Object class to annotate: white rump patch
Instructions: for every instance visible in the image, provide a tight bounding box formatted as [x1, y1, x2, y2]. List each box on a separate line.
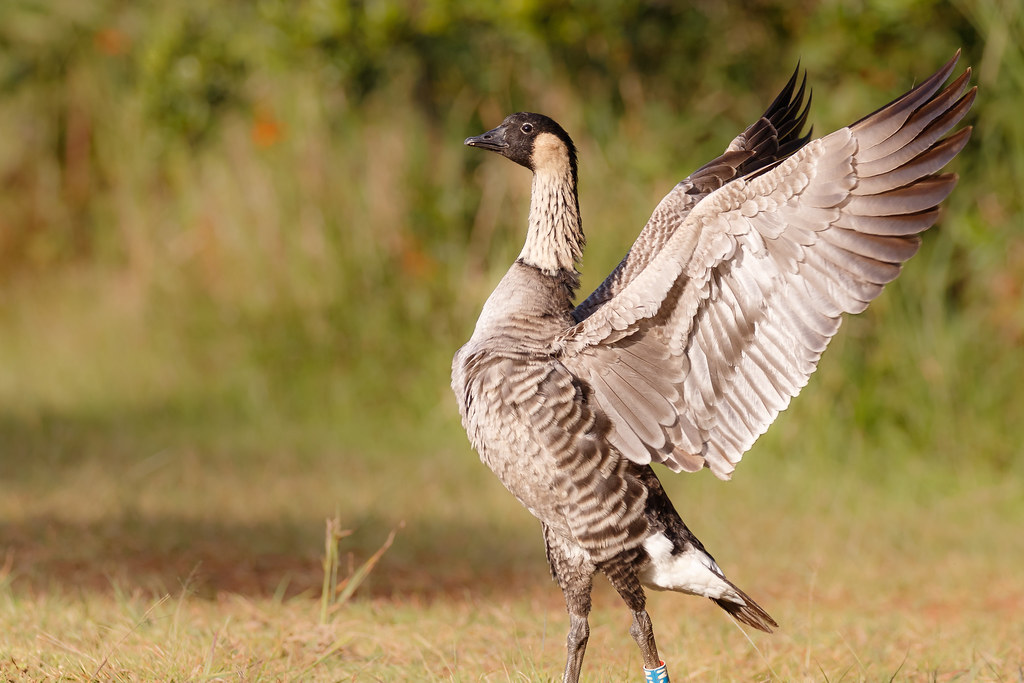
[639, 532, 739, 602]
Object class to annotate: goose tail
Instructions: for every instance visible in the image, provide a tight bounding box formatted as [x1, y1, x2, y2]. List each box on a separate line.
[640, 531, 778, 633]
[711, 579, 778, 633]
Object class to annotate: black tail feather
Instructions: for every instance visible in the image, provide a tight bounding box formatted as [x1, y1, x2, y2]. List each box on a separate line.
[712, 579, 778, 633]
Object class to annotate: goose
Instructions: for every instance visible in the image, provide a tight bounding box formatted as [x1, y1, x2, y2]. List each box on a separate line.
[452, 52, 974, 683]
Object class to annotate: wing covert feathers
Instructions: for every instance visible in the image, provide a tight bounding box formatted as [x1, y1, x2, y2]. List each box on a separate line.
[564, 52, 974, 479]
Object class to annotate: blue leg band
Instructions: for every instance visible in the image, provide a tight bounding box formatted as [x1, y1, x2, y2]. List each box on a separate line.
[643, 661, 669, 683]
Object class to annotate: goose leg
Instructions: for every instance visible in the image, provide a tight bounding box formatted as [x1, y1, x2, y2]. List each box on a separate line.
[606, 561, 664, 670]
[557, 568, 593, 683]
[629, 608, 661, 670]
[563, 606, 590, 683]
[543, 526, 595, 683]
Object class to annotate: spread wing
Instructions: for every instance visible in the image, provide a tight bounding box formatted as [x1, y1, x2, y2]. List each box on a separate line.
[572, 65, 812, 322]
[560, 52, 976, 480]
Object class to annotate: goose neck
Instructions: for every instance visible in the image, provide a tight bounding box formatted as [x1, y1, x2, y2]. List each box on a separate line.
[520, 166, 584, 276]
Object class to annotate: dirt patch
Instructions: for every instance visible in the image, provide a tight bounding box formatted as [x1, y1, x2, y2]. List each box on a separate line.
[0, 513, 551, 601]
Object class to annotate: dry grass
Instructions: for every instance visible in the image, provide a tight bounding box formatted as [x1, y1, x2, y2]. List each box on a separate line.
[1, 426, 1021, 681]
[4, 584, 1021, 681]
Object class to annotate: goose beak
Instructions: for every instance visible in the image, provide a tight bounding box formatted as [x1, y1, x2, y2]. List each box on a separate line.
[464, 124, 509, 152]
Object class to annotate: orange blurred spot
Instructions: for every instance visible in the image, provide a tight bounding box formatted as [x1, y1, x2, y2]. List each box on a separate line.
[399, 236, 437, 280]
[94, 28, 129, 56]
[251, 112, 285, 148]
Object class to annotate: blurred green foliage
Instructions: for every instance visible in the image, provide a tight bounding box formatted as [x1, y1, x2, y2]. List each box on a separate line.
[0, 0, 1021, 470]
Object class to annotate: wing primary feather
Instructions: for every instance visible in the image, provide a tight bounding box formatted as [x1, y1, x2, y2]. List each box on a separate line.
[822, 227, 921, 263]
[849, 50, 961, 145]
[858, 88, 975, 177]
[775, 73, 812, 141]
[834, 208, 939, 236]
[846, 174, 958, 216]
[815, 238, 903, 286]
[856, 72, 974, 168]
[854, 127, 971, 194]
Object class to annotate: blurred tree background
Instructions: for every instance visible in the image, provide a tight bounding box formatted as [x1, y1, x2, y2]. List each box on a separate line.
[0, 0, 1021, 472]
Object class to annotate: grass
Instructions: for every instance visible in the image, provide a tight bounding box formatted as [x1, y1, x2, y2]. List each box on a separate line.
[1, 429, 1022, 680]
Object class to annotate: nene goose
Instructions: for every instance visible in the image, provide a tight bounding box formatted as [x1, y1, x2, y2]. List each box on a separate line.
[453, 52, 974, 682]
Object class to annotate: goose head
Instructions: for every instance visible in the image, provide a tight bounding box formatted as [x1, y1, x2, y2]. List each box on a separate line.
[465, 112, 578, 178]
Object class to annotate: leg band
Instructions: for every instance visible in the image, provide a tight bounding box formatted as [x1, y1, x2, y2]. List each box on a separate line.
[643, 661, 669, 683]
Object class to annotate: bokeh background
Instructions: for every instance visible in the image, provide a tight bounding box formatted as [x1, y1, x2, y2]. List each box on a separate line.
[1, 0, 1022, 679]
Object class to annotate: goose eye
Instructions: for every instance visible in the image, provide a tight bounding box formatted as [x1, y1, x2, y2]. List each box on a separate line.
[521, 123, 533, 134]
